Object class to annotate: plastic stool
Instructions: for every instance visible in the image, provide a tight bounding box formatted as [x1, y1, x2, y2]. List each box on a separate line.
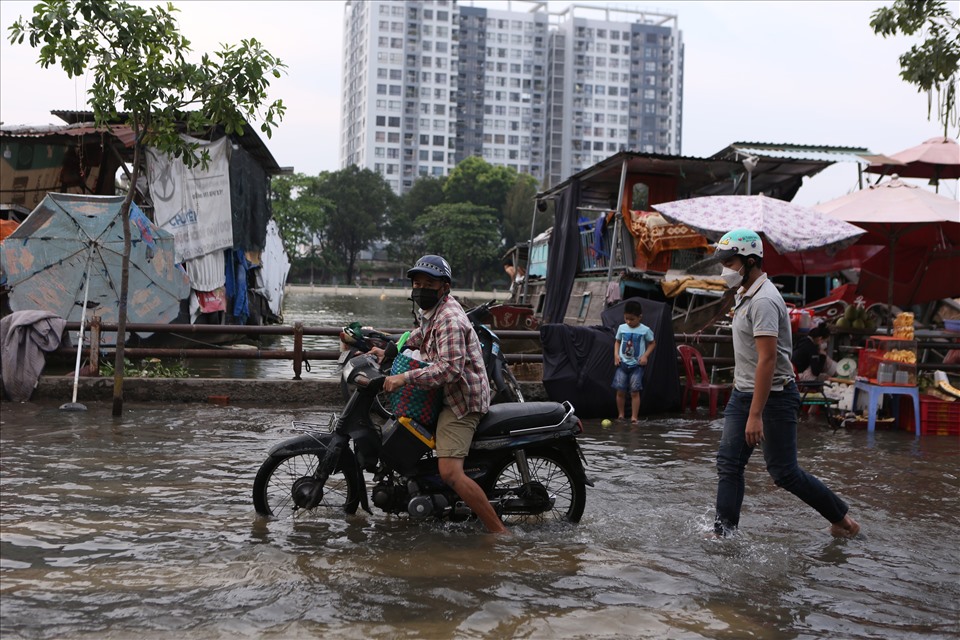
[853, 380, 920, 437]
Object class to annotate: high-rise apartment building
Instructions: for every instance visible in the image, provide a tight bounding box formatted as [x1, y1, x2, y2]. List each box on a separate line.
[340, 0, 683, 194]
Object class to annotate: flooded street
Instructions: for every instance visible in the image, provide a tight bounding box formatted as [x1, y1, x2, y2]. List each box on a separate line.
[1, 401, 957, 639]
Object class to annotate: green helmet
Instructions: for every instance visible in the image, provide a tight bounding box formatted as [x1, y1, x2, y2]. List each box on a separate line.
[715, 228, 763, 261]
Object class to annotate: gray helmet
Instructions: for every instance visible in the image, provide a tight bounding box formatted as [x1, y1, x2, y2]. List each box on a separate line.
[407, 255, 452, 283]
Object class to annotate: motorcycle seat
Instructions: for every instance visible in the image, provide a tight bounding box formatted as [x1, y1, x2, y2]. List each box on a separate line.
[475, 401, 569, 438]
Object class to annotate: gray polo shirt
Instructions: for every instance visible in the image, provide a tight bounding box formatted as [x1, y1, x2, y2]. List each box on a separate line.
[731, 274, 796, 392]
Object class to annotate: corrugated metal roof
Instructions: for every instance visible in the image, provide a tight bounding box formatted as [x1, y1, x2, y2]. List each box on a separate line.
[50, 109, 283, 174]
[0, 122, 136, 147]
[536, 145, 838, 202]
[721, 142, 879, 164]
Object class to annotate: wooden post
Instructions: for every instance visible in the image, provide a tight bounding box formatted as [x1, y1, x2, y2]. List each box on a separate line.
[293, 321, 303, 380]
[89, 317, 101, 374]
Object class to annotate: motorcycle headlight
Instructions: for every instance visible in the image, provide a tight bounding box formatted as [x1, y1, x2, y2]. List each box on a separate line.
[343, 353, 377, 387]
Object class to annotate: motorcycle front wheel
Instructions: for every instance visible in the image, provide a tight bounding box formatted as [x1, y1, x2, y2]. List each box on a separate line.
[489, 450, 585, 524]
[253, 451, 360, 519]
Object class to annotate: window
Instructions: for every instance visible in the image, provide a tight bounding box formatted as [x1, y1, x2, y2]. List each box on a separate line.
[577, 293, 592, 320]
[388, 132, 400, 143]
[376, 115, 386, 126]
[388, 116, 400, 127]
[433, 135, 444, 146]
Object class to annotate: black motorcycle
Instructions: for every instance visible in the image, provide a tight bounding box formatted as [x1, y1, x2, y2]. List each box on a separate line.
[253, 346, 590, 525]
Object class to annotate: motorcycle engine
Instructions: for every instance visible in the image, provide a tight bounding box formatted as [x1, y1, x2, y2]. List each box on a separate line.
[372, 479, 407, 512]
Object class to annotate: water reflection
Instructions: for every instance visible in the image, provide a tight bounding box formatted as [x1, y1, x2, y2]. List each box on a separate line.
[1, 401, 957, 639]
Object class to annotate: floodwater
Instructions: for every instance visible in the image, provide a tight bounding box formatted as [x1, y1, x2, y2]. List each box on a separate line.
[1, 401, 958, 639]
[181, 290, 421, 380]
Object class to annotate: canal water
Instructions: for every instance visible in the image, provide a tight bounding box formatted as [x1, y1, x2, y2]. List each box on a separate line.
[181, 290, 424, 380]
[1, 399, 957, 639]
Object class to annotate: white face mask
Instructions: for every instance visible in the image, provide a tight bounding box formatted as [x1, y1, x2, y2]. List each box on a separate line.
[721, 265, 744, 289]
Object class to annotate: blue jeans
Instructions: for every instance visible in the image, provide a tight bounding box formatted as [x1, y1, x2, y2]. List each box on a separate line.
[612, 363, 644, 392]
[714, 382, 848, 536]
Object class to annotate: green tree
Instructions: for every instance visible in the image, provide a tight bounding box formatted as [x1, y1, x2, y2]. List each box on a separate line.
[387, 175, 445, 274]
[501, 173, 548, 250]
[316, 165, 397, 284]
[9, 0, 285, 415]
[443, 156, 518, 213]
[417, 203, 501, 289]
[870, 0, 960, 135]
[270, 173, 331, 284]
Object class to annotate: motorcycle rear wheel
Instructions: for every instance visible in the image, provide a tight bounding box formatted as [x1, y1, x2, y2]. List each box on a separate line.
[489, 450, 585, 524]
[253, 452, 360, 519]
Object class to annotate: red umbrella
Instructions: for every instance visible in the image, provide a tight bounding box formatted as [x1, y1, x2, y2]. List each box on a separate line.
[866, 136, 960, 184]
[814, 177, 960, 308]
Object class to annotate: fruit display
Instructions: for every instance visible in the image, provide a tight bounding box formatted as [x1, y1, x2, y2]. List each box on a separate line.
[834, 303, 876, 332]
[893, 311, 915, 340]
[882, 349, 916, 364]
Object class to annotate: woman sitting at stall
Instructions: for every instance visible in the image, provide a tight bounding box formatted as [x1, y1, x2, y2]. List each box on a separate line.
[792, 323, 838, 382]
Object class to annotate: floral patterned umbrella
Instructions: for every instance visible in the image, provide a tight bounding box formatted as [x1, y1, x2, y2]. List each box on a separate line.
[1, 193, 190, 338]
[652, 194, 866, 255]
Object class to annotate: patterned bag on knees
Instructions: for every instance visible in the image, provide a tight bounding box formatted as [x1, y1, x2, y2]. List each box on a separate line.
[389, 351, 444, 426]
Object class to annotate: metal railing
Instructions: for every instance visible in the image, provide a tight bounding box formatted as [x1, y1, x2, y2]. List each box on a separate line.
[54, 319, 960, 380]
[55, 319, 548, 380]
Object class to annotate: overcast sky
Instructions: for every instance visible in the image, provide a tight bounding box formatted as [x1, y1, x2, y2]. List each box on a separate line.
[1, 0, 957, 205]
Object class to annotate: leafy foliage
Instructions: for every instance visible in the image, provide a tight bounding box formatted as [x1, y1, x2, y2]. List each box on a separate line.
[8, 1, 287, 165]
[271, 174, 330, 258]
[417, 203, 502, 288]
[100, 357, 193, 378]
[870, 0, 960, 135]
[385, 175, 444, 268]
[315, 166, 398, 284]
[502, 173, 549, 250]
[271, 173, 334, 283]
[442, 156, 520, 214]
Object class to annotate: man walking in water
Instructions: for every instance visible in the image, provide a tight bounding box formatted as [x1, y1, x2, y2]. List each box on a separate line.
[712, 229, 860, 539]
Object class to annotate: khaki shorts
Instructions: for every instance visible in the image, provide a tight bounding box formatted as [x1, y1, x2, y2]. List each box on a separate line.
[435, 406, 481, 458]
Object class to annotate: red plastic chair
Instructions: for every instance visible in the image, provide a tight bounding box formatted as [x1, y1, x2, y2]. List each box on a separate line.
[677, 344, 733, 417]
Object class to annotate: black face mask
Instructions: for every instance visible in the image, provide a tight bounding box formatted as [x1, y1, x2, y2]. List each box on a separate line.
[410, 287, 444, 310]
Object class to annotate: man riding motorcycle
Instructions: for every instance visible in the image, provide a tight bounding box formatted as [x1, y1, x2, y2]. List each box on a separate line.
[370, 255, 509, 534]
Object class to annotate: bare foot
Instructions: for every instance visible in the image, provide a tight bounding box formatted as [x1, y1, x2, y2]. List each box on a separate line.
[630, 418, 639, 424]
[616, 415, 625, 420]
[830, 515, 860, 538]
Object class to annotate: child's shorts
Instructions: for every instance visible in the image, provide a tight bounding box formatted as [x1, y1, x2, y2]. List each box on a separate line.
[612, 363, 644, 392]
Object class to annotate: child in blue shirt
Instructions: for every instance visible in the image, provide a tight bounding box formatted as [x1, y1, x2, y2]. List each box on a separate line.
[613, 300, 656, 422]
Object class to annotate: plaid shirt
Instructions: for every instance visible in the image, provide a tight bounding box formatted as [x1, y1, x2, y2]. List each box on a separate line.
[401, 295, 490, 418]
